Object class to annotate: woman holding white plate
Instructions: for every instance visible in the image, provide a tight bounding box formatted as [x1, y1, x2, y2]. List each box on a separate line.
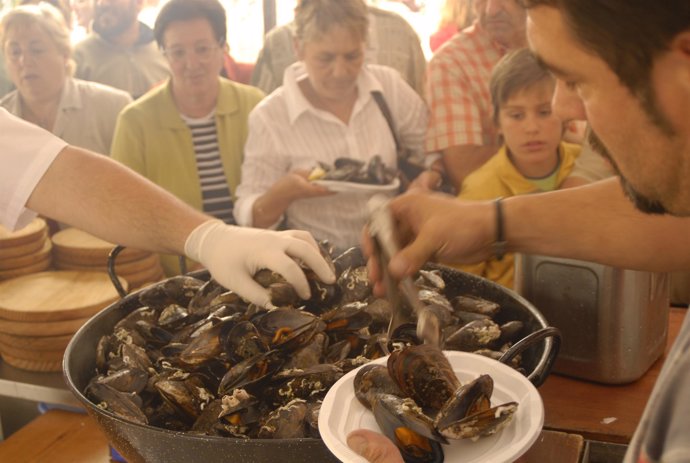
[233, 0, 427, 252]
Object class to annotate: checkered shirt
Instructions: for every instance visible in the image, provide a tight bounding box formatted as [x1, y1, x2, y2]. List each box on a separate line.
[425, 23, 506, 153]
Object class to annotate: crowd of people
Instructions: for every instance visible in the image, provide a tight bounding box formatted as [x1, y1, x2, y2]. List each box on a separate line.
[1, 0, 689, 462]
[0, 0, 609, 283]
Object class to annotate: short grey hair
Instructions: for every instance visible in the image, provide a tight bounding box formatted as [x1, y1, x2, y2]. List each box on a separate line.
[294, 0, 369, 44]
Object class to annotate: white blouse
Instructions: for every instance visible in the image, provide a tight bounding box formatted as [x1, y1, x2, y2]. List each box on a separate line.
[234, 63, 428, 250]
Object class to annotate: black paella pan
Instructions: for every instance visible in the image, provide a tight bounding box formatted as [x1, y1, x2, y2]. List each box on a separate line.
[63, 252, 559, 463]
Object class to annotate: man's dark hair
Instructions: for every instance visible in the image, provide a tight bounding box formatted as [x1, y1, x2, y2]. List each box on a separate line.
[154, 0, 227, 48]
[520, 0, 690, 135]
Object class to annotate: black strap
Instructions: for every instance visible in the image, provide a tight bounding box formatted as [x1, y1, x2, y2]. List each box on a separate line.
[371, 91, 401, 152]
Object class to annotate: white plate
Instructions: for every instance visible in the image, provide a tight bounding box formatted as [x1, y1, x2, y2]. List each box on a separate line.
[319, 351, 544, 463]
[313, 177, 400, 194]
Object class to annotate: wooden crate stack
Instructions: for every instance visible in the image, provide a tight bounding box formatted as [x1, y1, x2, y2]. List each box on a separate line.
[51, 228, 164, 290]
[0, 218, 52, 281]
[0, 271, 127, 371]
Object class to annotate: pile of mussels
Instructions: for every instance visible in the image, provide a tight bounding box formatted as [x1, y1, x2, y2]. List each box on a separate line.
[85, 246, 527, 443]
[309, 155, 398, 185]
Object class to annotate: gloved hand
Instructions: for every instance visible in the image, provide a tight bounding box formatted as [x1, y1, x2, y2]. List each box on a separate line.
[185, 220, 336, 308]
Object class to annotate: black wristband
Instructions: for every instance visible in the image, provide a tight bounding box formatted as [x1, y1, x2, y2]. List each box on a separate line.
[493, 198, 507, 261]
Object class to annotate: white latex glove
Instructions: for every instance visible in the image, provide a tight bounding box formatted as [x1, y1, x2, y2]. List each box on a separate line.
[184, 220, 336, 308]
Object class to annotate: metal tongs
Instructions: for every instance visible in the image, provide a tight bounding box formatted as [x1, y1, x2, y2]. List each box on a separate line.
[367, 195, 441, 346]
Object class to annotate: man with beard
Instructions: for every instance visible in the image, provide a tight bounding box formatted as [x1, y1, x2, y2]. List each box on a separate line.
[73, 0, 168, 98]
[348, 1, 690, 462]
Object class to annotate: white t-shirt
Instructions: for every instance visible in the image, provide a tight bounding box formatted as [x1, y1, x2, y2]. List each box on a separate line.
[0, 108, 67, 230]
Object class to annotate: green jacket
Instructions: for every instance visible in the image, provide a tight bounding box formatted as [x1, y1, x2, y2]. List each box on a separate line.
[111, 77, 264, 275]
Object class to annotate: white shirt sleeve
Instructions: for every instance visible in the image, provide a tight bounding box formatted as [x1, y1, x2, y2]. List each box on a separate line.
[233, 108, 292, 228]
[0, 109, 68, 230]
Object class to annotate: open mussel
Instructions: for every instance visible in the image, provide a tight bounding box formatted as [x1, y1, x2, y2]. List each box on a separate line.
[370, 393, 445, 463]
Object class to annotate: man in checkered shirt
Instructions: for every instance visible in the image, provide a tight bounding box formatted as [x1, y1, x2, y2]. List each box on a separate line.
[425, 0, 528, 191]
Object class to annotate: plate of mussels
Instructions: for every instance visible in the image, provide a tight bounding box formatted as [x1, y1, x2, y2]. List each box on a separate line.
[319, 348, 544, 463]
[313, 177, 400, 194]
[309, 155, 400, 194]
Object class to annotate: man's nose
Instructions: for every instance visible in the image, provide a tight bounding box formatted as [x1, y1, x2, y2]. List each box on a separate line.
[552, 80, 587, 122]
[485, 0, 504, 16]
[332, 57, 348, 77]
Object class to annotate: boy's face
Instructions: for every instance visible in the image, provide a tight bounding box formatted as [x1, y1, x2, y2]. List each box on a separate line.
[498, 79, 563, 172]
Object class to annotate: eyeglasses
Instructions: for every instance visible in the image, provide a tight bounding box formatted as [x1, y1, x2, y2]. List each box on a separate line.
[162, 43, 220, 63]
[4, 45, 49, 63]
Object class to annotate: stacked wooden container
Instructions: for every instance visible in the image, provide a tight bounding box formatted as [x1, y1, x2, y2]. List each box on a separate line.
[51, 228, 165, 290]
[0, 218, 52, 281]
[0, 271, 127, 371]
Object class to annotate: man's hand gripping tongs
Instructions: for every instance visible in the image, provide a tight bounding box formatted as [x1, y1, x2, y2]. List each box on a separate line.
[367, 195, 441, 346]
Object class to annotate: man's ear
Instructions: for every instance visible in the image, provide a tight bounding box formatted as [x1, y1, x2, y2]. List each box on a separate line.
[672, 29, 690, 57]
[667, 29, 690, 99]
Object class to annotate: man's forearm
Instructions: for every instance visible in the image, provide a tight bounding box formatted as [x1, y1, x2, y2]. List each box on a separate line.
[504, 178, 690, 271]
[27, 146, 210, 255]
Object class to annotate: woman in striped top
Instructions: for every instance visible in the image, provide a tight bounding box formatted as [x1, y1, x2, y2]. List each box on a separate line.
[111, 0, 264, 276]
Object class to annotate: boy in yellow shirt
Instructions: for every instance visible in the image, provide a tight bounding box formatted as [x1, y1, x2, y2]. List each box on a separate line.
[456, 47, 581, 287]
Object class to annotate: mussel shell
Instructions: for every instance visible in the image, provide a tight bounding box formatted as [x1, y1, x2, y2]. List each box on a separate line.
[257, 399, 309, 439]
[179, 318, 235, 366]
[222, 320, 268, 363]
[387, 345, 460, 413]
[353, 364, 403, 409]
[451, 295, 500, 317]
[265, 364, 343, 406]
[187, 279, 227, 315]
[217, 350, 284, 396]
[138, 276, 204, 310]
[333, 247, 366, 277]
[321, 302, 373, 333]
[443, 319, 501, 352]
[437, 402, 519, 440]
[337, 266, 371, 304]
[371, 393, 446, 462]
[255, 308, 326, 351]
[96, 367, 149, 394]
[434, 374, 493, 432]
[85, 382, 148, 425]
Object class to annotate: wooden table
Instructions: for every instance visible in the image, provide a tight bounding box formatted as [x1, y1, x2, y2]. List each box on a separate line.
[539, 307, 686, 444]
[0, 409, 584, 463]
[1, 308, 685, 462]
[0, 409, 110, 463]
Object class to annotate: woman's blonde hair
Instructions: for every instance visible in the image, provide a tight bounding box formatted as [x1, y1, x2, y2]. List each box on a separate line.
[294, 0, 369, 44]
[0, 2, 75, 75]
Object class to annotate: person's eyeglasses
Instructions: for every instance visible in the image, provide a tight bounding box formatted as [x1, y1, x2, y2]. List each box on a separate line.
[4, 45, 48, 63]
[162, 43, 220, 63]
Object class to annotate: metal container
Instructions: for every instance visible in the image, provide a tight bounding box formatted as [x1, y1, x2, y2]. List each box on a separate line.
[514, 254, 669, 384]
[63, 264, 559, 463]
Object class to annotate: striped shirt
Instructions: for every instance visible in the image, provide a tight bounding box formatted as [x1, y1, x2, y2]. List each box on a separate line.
[425, 22, 505, 153]
[182, 113, 235, 224]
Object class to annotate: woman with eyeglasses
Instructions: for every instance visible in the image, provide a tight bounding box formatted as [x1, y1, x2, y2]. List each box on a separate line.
[110, 0, 264, 276]
[0, 3, 131, 154]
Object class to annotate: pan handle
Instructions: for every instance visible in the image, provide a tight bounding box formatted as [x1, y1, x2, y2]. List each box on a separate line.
[107, 245, 128, 299]
[498, 326, 561, 388]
